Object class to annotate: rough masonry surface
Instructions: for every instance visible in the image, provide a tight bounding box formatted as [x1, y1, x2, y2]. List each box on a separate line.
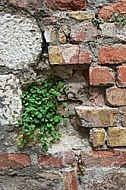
[0, 12, 42, 70]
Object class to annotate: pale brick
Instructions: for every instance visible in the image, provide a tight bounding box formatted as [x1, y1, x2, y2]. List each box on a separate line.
[106, 87, 126, 106]
[107, 127, 126, 147]
[99, 45, 126, 65]
[121, 107, 126, 127]
[48, 45, 92, 65]
[68, 11, 95, 21]
[75, 106, 118, 128]
[70, 23, 97, 42]
[90, 128, 106, 147]
[100, 23, 126, 42]
[89, 66, 115, 86]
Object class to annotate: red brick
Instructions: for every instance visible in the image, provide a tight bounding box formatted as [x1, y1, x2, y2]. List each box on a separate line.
[81, 150, 126, 167]
[38, 154, 63, 169]
[38, 151, 75, 169]
[63, 170, 78, 190]
[9, 0, 43, 10]
[117, 66, 126, 87]
[98, 2, 126, 21]
[89, 66, 115, 86]
[99, 45, 126, 64]
[46, 0, 87, 11]
[70, 23, 97, 42]
[106, 87, 126, 106]
[75, 106, 118, 128]
[0, 153, 30, 170]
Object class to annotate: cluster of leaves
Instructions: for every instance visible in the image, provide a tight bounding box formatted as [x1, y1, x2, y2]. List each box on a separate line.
[16, 79, 65, 152]
[93, 12, 126, 27]
[92, 16, 105, 27]
[110, 12, 126, 26]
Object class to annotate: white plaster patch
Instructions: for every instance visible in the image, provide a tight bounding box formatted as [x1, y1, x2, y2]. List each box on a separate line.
[0, 12, 42, 70]
[0, 74, 22, 125]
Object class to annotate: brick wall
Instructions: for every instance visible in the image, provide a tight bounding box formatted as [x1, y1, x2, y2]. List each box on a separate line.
[0, 0, 126, 189]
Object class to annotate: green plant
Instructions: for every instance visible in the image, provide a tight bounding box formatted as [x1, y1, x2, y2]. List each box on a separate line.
[16, 79, 65, 152]
[92, 17, 105, 27]
[110, 12, 126, 26]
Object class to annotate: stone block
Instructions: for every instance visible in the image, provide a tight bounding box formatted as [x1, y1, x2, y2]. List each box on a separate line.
[75, 106, 118, 128]
[98, 45, 126, 65]
[68, 11, 95, 21]
[89, 66, 115, 86]
[107, 127, 126, 147]
[106, 87, 126, 106]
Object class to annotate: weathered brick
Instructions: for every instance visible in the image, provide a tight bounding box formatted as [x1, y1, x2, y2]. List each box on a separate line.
[88, 88, 105, 106]
[70, 23, 97, 42]
[90, 128, 106, 147]
[68, 11, 95, 21]
[63, 170, 78, 190]
[107, 127, 126, 147]
[121, 107, 126, 127]
[48, 45, 92, 65]
[81, 150, 126, 167]
[98, 2, 126, 21]
[9, 0, 43, 10]
[38, 154, 63, 169]
[46, 0, 87, 11]
[99, 45, 126, 64]
[0, 153, 30, 170]
[100, 23, 126, 42]
[38, 151, 75, 169]
[117, 66, 126, 87]
[106, 87, 126, 106]
[89, 66, 115, 86]
[79, 46, 92, 64]
[75, 106, 118, 128]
